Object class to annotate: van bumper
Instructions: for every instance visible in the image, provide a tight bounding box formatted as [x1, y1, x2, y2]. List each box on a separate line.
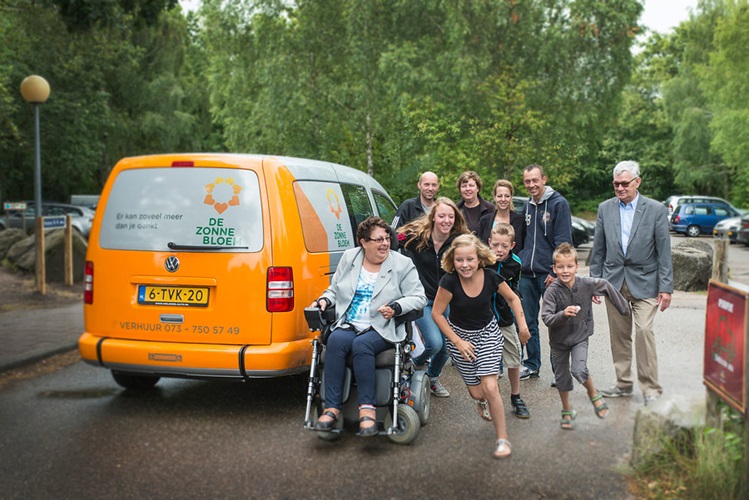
[78, 333, 312, 379]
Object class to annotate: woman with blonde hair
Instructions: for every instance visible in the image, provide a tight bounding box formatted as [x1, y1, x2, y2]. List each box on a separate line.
[398, 197, 468, 398]
[477, 179, 525, 253]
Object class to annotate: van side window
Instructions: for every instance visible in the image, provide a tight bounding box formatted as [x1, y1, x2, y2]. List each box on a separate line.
[373, 190, 397, 224]
[293, 181, 355, 253]
[684, 205, 694, 215]
[715, 207, 729, 216]
[341, 183, 374, 229]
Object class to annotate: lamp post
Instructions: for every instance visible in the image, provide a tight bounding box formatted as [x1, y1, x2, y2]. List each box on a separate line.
[20, 75, 50, 294]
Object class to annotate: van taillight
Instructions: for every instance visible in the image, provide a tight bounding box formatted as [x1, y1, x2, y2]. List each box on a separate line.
[267, 267, 294, 312]
[674, 215, 680, 223]
[84, 261, 94, 304]
[171, 161, 194, 167]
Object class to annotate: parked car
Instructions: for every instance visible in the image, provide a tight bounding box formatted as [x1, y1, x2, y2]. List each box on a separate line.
[665, 194, 742, 218]
[671, 202, 739, 237]
[737, 214, 749, 246]
[0, 202, 95, 237]
[712, 216, 742, 243]
[512, 196, 592, 247]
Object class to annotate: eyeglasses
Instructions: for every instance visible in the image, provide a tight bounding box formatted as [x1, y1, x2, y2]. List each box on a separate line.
[613, 177, 638, 188]
[367, 235, 391, 244]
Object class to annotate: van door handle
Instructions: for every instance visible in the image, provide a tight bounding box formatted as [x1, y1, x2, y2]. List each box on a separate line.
[160, 314, 184, 324]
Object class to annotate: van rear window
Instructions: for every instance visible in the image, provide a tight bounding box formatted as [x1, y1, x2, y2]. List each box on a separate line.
[99, 167, 263, 252]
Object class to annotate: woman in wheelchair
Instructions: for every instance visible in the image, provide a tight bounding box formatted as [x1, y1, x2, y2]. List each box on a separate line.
[310, 217, 427, 437]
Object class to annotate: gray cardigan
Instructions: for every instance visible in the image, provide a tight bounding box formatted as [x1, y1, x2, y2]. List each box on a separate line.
[320, 248, 427, 343]
[541, 276, 630, 349]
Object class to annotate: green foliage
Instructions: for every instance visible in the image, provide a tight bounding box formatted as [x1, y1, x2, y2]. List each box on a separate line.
[632, 403, 746, 499]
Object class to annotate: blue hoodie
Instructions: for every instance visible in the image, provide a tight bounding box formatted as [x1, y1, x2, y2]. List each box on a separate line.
[518, 187, 572, 278]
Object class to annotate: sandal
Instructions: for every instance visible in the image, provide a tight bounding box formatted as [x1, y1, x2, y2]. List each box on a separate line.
[560, 409, 576, 430]
[476, 399, 492, 421]
[591, 392, 609, 419]
[314, 410, 339, 432]
[357, 415, 378, 437]
[493, 438, 512, 459]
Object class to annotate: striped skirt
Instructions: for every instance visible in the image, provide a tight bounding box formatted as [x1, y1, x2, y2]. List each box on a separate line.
[446, 316, 504, 386]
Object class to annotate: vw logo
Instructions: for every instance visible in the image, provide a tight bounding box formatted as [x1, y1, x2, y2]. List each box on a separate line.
[164, 256, 180, 273]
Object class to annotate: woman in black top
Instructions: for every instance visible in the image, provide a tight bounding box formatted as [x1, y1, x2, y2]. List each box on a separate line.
[477, 179, 525, 253]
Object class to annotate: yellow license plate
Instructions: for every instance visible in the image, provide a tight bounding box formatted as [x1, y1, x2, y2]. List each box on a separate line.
[138, 285, 209, 307]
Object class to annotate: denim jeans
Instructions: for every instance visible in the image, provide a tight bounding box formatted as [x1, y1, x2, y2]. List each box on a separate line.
[412, 300, 450, 380]
[519, 274, 547, 372]
[323, 327, 392, 409]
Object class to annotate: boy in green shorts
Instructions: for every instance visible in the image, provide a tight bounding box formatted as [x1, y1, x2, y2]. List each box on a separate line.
[488, 223, 531, 418]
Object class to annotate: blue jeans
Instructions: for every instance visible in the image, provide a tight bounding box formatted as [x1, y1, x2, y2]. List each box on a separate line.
[412, 300, 450, 380]
[323, 327, 391, 410]
[519, 274, 547, 372]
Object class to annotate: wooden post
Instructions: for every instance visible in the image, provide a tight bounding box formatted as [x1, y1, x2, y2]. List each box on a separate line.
[706, 237, 729, 427]
[712, 237, 728, 283]
[35, 217, 46, 295]
[64, 214, 73, 286]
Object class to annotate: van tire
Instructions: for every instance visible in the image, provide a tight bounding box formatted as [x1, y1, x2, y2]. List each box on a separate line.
[686, 225, 701, 237]
[111, 371, 160, 390]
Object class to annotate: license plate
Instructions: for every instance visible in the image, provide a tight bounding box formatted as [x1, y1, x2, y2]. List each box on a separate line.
[138, 285, 209, 307]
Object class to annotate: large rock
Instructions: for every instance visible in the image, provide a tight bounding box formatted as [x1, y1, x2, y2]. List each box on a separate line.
[671, 245, 712, 291]
[631, 395, 706, 467]
[5, 229, 88, 283]
[675, 238, 714, 260]
[0, 229, 27, 261]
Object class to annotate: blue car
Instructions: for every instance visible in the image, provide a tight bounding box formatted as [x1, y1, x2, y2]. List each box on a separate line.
[671, 202, 739, 237]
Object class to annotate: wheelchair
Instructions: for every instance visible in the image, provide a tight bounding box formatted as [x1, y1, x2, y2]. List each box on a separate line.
[302, 306, 430, 444]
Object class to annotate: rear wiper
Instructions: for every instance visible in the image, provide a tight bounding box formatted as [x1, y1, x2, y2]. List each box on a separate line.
[167, 242, 249, 251]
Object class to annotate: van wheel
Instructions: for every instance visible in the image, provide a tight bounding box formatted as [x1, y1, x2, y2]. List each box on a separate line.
[111, 371, 160, 390]
[686, 225, 701, 237]
[385, 404, 420, 445]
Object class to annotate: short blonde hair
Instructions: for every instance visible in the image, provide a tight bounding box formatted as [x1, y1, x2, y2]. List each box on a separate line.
[456, 171, 483, 192]
[552, 242, 578, 265]
[490, 222, 515, 243]
[441, 234, 496, 273]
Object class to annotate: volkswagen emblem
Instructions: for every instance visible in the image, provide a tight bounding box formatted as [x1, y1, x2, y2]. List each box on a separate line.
[164, 256, 180, 273]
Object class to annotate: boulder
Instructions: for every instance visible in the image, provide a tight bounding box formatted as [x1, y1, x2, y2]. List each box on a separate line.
[631, 395, 706, 467]
[675, 238, 714, 260]
[5, 229, 88, 283]
[0, 229, 27, 261]
[671, 245, 711, 291]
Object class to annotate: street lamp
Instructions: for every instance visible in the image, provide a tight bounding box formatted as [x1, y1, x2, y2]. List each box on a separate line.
[20, 75, 50, 294]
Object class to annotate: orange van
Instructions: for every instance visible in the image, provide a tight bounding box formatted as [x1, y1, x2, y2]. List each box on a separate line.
[79, 154, 398, 389]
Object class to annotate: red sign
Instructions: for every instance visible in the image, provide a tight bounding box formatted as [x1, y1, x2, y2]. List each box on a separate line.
[704, 280, 748, 415]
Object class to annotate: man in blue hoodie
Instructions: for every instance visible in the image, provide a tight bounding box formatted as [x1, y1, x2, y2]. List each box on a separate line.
[517, 165, 573, 382]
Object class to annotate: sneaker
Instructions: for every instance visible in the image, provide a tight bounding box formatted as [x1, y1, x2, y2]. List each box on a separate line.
[519, 366, 539, 381]
[601, 385, 633, 398]
[511, 395, 530, 419]
[550, 376, 557, 388]
[498, 366, 504, 379]
[430, 379, 450, 398]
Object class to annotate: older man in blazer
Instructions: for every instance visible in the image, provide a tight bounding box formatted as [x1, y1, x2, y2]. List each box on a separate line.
[589, 161, 673, 405]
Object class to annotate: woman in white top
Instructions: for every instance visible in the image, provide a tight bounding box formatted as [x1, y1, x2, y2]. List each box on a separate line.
[311, 217, 426, 437]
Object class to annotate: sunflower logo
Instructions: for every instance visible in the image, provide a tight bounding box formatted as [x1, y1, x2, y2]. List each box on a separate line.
[326, 189, 342, 219]
[204, 177, 242, 214]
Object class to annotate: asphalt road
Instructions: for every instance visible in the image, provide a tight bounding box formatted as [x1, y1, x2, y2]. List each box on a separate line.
[0, 280, 709, 499]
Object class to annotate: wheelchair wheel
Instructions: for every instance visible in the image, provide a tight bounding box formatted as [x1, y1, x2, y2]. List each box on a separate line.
[415, 374, 430, 426]
[384, 404, 420, 445]
[312, 405, 341, 441]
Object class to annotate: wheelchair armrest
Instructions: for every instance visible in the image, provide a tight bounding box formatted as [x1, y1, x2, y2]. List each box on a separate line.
[303, 306, 336, 332]
[395, 308, 423, 326]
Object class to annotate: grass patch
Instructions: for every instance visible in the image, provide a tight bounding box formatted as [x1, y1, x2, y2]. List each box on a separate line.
[631, 404, 746, 499]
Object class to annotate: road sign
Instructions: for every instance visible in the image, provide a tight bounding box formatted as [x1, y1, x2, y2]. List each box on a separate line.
[43, 216, 66, 229]
[3, 202, 26, 210]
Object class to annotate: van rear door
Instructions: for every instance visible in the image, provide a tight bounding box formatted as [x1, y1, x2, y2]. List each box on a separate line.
[88, 162, 272, 346]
